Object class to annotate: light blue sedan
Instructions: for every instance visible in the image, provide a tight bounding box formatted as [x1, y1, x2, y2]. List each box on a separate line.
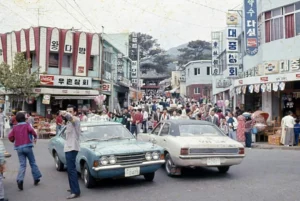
[48, 121, 165, 188]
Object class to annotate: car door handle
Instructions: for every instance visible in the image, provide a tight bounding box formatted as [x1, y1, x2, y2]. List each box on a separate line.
[163, 139, 166, 142]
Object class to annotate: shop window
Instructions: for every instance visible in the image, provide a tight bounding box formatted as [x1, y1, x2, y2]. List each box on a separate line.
[285, 5, 294, 14]
[49, 53, 59, 68]
[89, 56, 94, 71]
[29, 52, 36, 67]
[62, 55, 71, 68]
[285, 14, 295, 38]
[296, 2, 300, 10]
[271, 17, 283, 41]
[207, 66, 210, 75]
[194, 87, 200, 94]
[296, 12, 300, 35]
[194, 68, 200, 75]
[265, 11, 271, 20]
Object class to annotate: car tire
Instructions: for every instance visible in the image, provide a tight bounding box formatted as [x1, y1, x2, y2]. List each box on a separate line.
[83, 163, 96, 188]
[218, 166, 230, 173]
[54, 152, 64, 172]
[144, 172, 155, 181]
[165, 153, 176, 176]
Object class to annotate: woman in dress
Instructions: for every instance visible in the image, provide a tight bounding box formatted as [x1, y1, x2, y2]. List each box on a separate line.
[236, 114, 246, 142]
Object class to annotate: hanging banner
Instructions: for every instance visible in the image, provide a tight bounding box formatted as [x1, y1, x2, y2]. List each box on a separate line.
[273, 82, 279, 92]
[248, 85, 254, 93]
[244, 0, 258, 56]
[266, 83, 272, 92]
[279, 82, 285, 91]
[42, 94, 51, 104]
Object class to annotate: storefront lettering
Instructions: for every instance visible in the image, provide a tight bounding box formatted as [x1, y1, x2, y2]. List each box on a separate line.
[260, 77, 268, 82]
[275, 77, 287, 81]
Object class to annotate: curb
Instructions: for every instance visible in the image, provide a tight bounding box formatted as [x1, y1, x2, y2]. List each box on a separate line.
[251, 145, 300, 151]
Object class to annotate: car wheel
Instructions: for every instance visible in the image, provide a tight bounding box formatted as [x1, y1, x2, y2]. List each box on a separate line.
[218, 166, 230, 173]
[144, 172, 155, 181]
[165, 153, 176, 176]
[83, 163, 96, 188]
[54, 152, 64, 171]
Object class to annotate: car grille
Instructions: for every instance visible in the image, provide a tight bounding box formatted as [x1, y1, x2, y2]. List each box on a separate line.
[115, 153, 145, 165]
[189, 148, 239, 155]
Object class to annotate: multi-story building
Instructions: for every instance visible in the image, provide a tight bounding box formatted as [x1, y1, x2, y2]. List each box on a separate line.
[212, 0, 300, 121]
[0, 27, 132, 116]
[184, 60, 212, 101]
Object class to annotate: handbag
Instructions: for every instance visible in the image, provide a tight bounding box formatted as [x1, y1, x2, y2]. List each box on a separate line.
[251, 127, 258, 134]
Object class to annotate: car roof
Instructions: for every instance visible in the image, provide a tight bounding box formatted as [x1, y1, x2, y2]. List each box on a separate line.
[80, 121, 121, 127]
[162, 119, 215, 126]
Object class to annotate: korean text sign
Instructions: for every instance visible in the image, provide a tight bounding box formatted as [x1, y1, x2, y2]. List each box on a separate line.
[244, 0, 258, 56]
[39, 75, 92, 88]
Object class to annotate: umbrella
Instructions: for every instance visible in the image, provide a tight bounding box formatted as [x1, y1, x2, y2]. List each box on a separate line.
[252, 111, 269, 121]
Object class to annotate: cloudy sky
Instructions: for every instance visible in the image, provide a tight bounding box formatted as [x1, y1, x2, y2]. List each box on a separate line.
[0, 0, 242, 49]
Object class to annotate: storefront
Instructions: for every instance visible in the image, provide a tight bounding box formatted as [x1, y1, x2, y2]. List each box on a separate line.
[234, 72, 300, 121]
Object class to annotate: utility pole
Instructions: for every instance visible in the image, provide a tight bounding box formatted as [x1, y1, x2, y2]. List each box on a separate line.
[110, 54, 116, 112]
[136, 44, 140, 104]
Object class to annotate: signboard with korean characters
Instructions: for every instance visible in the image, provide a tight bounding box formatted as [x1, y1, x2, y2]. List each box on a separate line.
[244, 0, 258, 56]
[227, 66, 238, 78]
[290, 59, 300, 71]
[131, 61, 138, 78]
[226, 40, 239, 52]
[76, 33, 87, 76]
[264, 61, 279, 74]
[117, 53, 124, 81]
[227, 28, 238, 39]
[279, 60, 289, 72]
[216, 79, 231, 88]
[227, 53, 239, 65]
[64, 30, 73, 53]
[102, 84, 111, 92]
[50, 28, 59, 52]
[226, 12, 238, 25]
[39, 75, 92, 88]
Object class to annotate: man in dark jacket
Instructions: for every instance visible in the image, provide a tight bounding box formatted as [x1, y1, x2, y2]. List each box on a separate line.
[122, 109, 131, 130]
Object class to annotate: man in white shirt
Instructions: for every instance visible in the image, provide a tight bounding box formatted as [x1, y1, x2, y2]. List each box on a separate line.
[142, 108, 149, 133]
[281, 111, 295, 146]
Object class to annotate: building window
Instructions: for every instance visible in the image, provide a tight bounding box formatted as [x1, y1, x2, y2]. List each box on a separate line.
[49, 53, 59, 68]
[89, 56, 94, 71]
[62, 55, 71, 68]
[207, 66, 210, 75]
[194, 87, 200, 94]
[285, 14, 295, 38]
[296, 12, 300, 35]
[194, 68, 200, 75]
[271, 17, 283, 41]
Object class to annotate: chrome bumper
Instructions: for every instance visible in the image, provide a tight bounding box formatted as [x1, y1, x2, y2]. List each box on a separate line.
[92, 160, 165, 171]
[179, 154, 245, 159]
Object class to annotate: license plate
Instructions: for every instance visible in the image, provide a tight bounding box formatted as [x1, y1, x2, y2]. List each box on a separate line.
[125, 167, 140, 177]
[207, 158, 221, 166]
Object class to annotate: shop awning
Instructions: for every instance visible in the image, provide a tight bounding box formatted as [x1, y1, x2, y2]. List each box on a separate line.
[54, 96, 98, 100]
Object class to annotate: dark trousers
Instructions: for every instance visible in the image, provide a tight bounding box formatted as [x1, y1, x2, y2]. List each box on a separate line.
[245, 132, 252, 148]
[294, 132, 299, 146]
[65, 151, 80, 195]
[130, 125, 137, 135]
[142, 121, 147, 133]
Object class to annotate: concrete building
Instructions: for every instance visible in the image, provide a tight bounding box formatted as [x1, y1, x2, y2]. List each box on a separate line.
[184, 60, 212, 100]
[212, 0, 300, 121]
[0, 27, 132, 116]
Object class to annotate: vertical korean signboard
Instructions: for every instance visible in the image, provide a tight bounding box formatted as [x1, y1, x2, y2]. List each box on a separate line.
[244, 0, 258, 56]
[117, 53, 124, 81]
[211, 31, 222, 75]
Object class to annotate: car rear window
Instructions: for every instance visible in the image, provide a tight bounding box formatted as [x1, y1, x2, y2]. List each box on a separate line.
[179, 125, 223, 137]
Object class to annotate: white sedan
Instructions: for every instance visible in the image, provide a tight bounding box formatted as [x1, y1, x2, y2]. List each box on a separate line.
[137, 119, 245, 176]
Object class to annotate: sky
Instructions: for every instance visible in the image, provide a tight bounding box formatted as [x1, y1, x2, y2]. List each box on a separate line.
[0, 0, 242, 49]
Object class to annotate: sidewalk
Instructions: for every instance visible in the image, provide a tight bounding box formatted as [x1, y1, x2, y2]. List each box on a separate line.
[251, 142, 300, 150]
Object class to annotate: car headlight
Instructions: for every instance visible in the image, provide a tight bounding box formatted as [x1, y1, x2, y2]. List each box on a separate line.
[145, 152, 152, 161]
[100, 156, 109, 165]
[109, 155, 117, 164]
[152, 152, 159, 160]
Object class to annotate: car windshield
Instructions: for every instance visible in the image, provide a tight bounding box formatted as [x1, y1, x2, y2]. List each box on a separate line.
[81, 125, 134, 141]
[179, 125, 224, 137]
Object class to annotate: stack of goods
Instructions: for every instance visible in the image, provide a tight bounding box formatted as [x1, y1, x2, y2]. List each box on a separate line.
[268, 134, 281, 145]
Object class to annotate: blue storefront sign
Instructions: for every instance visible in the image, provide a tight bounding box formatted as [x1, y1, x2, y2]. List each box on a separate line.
[244, 0, 258, 56]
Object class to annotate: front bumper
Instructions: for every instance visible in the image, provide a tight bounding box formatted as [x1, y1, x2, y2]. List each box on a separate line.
[174, 155, 245, 167]
[91, 160, 165, 179]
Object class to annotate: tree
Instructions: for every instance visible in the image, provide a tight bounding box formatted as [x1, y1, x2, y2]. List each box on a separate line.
[136, 33, 162, 58]
[177, 40, 212, 66]
[0, 53, 40, 110]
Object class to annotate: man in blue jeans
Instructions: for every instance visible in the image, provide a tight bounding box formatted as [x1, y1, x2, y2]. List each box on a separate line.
[61, 105, 81, 199]
[8, 112, 42, 191]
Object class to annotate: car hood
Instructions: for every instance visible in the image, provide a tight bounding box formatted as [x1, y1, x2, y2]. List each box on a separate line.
[174, 136, 243, 148]
[81, 139, 162, 156]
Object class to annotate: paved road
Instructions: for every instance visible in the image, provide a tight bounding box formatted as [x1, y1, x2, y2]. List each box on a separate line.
[2, 139, 300, 201]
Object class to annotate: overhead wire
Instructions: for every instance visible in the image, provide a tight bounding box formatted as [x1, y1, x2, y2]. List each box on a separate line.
[123, 0, 225, 29]
[185, 0, 227, 13]
[55, 0, 91, 31]
[0, 2, 35, 25]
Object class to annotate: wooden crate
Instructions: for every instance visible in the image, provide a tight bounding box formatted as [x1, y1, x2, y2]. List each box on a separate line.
[268, 135, 281, 145]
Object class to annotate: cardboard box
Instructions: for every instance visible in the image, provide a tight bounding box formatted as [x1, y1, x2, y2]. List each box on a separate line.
[268, 135, 281, 145]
